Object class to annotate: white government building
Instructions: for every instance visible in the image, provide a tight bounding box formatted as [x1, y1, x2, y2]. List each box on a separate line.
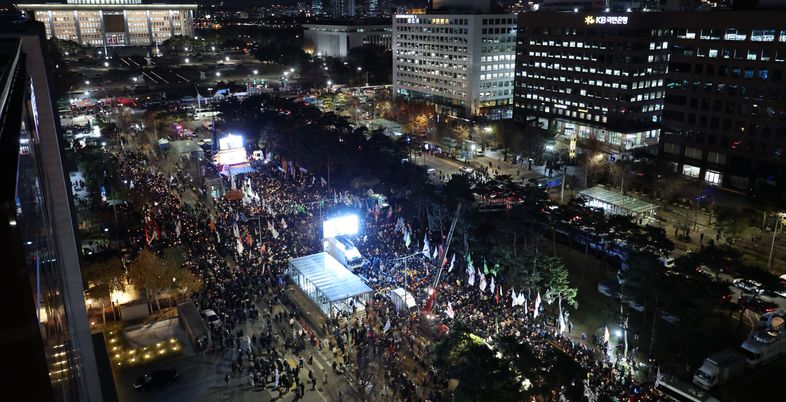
[392, 11, 516, 119]
[16, 0, 196, 47]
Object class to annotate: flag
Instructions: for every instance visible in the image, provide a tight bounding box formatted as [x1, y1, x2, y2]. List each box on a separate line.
[280, 217, 287, 230]
[534, 292, 542, 318]
[478, 272, 487, 292]
[495, 285, 501, 305]
[467, 268, 475, 287]
[271, 226, 279, 239]
[404, 229, 411, 248]
[448, 254, 456, 273]
[320, 176, 327, 187]
[274, 368, 280, 387]
[383, 319, 391, 334]
[483, 260, 489, 275]
[236, 238, 244, 255]
[438, 244, 444, 262]
[395, 217, 404, 233]
[175, 219, 181, 238]
[603, 325, 610, 344]
[446, 302, 455, 319]
[422, 234, 430, 257]
[490, 277, 495, 294]
[233, 222, 240, 239]
[432, 247, 438, 260]
[655, 367, 663, 388]
[511, 288, 518, 306]
[492, 263, 500, 276]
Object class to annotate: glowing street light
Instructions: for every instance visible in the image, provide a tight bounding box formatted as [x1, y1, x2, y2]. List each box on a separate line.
[85, 80, 90, 85]
[132, 77, 138, 82]
[185, 58, 190, 64]
[211, 46, 216, 51]
[216, 71, 221, 77]
[327, 80, 332, 86]
[225, 56, 230, 62]
[253, 69, 258, 75]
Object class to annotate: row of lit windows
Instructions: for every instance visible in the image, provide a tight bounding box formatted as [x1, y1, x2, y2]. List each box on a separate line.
[395, 17, 469, 25]
[479, 89, 510, 98]
[396, 65, 467, 79]
[518, 103, 610, 124]
[396, 44, 468, 54]
[396, 35, 468, 44]
[480, 72, 513, 80]
[680, 47, 786, 62]
[480, 63, 514, 72]
[395, 79, 467, 97]
[480, 36, 515, 44]
[480, 80, 513, 88]
[675, 28, 786, 42]
[396, 26, 468, 35]
[481, 45, 515, 53]
[480, 55, 514, 62]
[526, 27, 668, 38]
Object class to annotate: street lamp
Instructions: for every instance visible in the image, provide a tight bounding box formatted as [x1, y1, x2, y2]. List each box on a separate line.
[103, 61, 109, 68]
[768, 212, 786, 267]
[211, 46, 216, 52]
[327, 80, 332, 86]
[185, 58, 190, 64]
[253, 69, 258, 75]
[85, 80, 90, 85]
[225, 56, 230, 62]
[216, 72, 221, 77]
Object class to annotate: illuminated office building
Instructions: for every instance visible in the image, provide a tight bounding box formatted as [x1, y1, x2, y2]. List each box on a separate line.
[393, 13, 517, 118]
[16, 0, 196, 47]
[658, 11, 786, 190]
[514, 12, 669, 150]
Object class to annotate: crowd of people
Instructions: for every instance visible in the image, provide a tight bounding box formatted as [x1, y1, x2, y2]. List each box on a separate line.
[112, 140, 662, 401]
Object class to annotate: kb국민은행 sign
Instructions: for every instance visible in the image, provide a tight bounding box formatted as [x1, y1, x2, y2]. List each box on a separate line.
[584, 16, 629, 25]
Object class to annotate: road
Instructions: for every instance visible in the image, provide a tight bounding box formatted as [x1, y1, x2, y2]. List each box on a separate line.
[114, 295, 350, 402]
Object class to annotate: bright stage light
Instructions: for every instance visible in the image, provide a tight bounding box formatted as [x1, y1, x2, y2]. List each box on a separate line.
[323, 215, 360, 238]
[219, 134, 244, 150]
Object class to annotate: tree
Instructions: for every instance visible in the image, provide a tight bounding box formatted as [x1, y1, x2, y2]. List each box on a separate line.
[128, 248, 200, 311]
[452, 124, 470, 141]
[433, 326, 521, 402]
[82, 257, 126, 323]
[539, 256, 578, 334]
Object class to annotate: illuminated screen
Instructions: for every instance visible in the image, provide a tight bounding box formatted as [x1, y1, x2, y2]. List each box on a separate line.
[219, 134, 243, 150]
[323, 215, 359, 238]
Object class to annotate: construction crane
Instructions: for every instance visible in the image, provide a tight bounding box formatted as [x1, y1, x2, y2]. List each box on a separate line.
[422, 203, 461, 316]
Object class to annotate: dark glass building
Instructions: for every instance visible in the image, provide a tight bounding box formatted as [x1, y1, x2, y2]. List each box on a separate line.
[0, 22, 103, 401]
[514, 11, 670, 151]
[659, 11, 786, 191]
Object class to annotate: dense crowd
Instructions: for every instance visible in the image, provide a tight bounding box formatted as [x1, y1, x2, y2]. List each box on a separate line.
[115, 145, 661, 401]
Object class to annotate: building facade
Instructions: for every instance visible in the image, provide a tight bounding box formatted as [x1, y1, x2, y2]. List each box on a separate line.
[303, 22, 391, 58]
[0, 22, 104, 402]
[393, 13, 517, 118]
[514, 12, 670, 150]
[659, 11, 786, 191]
[16, 0, 196, 47]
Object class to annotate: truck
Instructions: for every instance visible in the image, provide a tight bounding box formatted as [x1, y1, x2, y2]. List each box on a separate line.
[655, 373, 721, 402]
[324, 235, 363, 270]
[389, 288, 416, 312]
[692, 348, 746, 390]
[740, 327, 786, 368]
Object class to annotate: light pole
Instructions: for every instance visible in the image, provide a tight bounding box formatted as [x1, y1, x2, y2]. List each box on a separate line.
[768, 212, 786, 267]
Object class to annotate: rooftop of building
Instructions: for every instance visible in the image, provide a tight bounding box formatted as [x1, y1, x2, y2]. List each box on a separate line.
[304, 17, 391, 27]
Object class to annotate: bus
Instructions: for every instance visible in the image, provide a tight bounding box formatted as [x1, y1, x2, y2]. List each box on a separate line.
[192, 108, 221, 121]
[655, 373, 721, 402]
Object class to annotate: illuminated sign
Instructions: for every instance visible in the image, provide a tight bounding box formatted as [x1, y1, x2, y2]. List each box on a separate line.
[584, 16, 628, 25]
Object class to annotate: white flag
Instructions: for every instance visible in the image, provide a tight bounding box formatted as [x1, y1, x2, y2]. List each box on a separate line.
[490, 277, 495, 294]
[236, 238, 244, 255]
[422, 235, 430, 258]
[446, 302, 455, 319]
[175, 219, 181, 238]
[534, 291, 542, 319]
[603, 325, 610, 344]
[467, 268, 475, 287]
[432, 247, 438, 260]
[478, 272, 487, 292]
[280, 217, 287, 230]
[320, 176, 327, 187]
[448, 254, 456, 273]
[383, 319, 391, 334]
[655, 367, 663, 388]
[271, 226, 279, 239]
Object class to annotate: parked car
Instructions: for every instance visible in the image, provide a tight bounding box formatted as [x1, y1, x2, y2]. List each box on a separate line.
[658, 256, 675, 269]
[736, 296, 778, 314]
[459, 166, 474, 173]
[200, 309, 221, 326]
[133, 369, 178, 390]
[732, 278, 762, 293]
